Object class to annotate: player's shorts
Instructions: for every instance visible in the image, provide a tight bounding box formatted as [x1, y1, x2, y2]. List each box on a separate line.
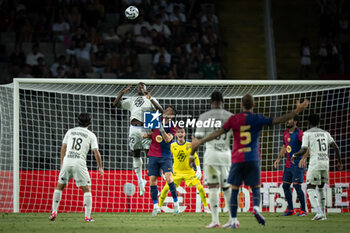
[306, 169, 329, 186]
[282, 167, 305, 184]
[58, 163, 91, 187]
[129, 125, 151, 151]
[173, 171, 200, 187]
[203, 164, 230, 188]
[228, 161, 260, 187]
[147, 156, 173, 177]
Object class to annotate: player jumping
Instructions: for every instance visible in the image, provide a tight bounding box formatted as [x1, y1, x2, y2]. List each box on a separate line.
[291, 114, 342, 220]
[158, 127, 210, 213]
[143, 106, 179, 216]
[190, 91, 233, 228]
[191, 94, 309, 228]
[49, 113, 104, 222]
[113, 82, 163, 196]
[274, 115, 308, 216]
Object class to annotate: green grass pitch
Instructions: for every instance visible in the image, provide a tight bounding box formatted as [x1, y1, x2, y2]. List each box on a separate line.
[1, 212, 350, 233]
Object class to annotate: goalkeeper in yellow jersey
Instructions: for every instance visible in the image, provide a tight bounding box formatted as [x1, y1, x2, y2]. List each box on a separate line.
[159, 127, 210, 213]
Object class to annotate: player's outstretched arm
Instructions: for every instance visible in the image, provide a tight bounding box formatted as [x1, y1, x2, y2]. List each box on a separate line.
[191, 128, 226, 153]
[274, 145, 286, 169]
[291, 147, 308, 163]
[113, 84, 131, 107]
[60, 144, 67, 168]
[272, 100, 310, 125]
[93, 149, 104, 177]
[144, 90, 164, 113]
[330, 142, 342, 171]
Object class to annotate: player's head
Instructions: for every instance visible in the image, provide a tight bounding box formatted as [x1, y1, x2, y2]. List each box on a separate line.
[308, 114, 320, 127]
[210, 91, 223, 108]
[163, 106, 176, 122]
[286, 115, 299, 129]
[137, 82, 146, 95]
[241, 94, 254, 111]
[176, 127, 186, 142]
[77, 113, 91, 127]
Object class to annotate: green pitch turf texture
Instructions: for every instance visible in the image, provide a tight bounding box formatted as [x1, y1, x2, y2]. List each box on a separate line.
[1, 212, 350, 233]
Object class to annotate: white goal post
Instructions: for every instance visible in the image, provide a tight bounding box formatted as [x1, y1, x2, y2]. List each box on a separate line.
[0, 79, 349, 213]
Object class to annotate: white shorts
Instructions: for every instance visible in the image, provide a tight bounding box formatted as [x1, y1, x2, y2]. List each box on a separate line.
[306, 169, 329, 186]
[129, 125, 151, 151]
[58, 163, 91, 187]
[203, 164, 230, 188]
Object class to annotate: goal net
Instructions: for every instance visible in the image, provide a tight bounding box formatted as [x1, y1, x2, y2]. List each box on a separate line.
[0, 79, 349, 213]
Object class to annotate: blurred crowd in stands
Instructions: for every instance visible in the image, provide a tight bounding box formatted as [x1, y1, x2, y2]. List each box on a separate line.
[0, 0, 224, 82]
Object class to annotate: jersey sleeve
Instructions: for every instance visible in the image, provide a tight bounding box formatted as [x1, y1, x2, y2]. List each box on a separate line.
[151, 97, 160, 110]
[91, 133, 99, 150]
[256, 114, 273, 126]
[62, 131, 69, 145]
[194, 151, 200, 166]
[195, 114, 206, 138]
[301, 132, 309, 148]
[121, 98, 132, 110]
[170, 143, 175, 155]
[222, 115, 234, 132]
[326, 132, 335, 145]
[298, 129, 303, 142]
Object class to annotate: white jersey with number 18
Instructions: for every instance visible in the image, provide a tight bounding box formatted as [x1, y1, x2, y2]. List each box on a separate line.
[301, 127, 334, 171]
[62, 127, 98, 165]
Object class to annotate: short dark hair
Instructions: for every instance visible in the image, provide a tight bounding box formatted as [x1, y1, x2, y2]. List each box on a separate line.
[308, 114, 320, 126]
[211, 91, 223, 103]
[242, 94, 254, 110]
[293, 115, 299, 122]
[167, 105, 177, 115]
[78, 113, 91, 127]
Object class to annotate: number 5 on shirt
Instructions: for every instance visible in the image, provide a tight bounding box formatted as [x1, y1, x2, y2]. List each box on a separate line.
[239, 125, 252, 153]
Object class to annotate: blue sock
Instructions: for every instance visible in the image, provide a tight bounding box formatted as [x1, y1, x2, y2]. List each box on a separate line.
[294, 184, 306, 211]
[282, 183, 293, 210]
[230, 189, 239, 218]
[168, 182, 178, 203]
[150, 185, 158, 204]
[251, 188, 261, 208]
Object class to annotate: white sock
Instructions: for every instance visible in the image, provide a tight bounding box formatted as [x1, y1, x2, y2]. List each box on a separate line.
[209, 188, 220, 224]
[52, 189, 62, 212]
[222, 188, 232, 221]
[253, 206, 260, 212]
[153, 203, 159, 209]
[307, 189, 322, 214]
[133, 157, 143, 182]
[174, 201, 179, 208]
[318, 188, 326, 214]
[84, 192, 92, 218]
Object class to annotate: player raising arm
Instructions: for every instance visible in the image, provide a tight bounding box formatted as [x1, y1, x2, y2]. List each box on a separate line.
[49, 113, 103, 222]
[158, 127, 210, 213]
[291, 114, 342, 220]
[113, 82, 162, 196]
[191, 94, 309, 228]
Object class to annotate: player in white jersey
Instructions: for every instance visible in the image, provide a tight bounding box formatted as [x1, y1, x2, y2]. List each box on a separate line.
[113, 82, 163, 196]
[291, 114, 342, 221]
[190, 91, 233, 228]
[49, 113, 104, 222]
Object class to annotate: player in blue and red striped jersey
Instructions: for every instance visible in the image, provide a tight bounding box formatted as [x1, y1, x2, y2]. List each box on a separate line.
[191, 94, 309, 228]
[274, 116, 308, 216]
[142, 106, 178, 217]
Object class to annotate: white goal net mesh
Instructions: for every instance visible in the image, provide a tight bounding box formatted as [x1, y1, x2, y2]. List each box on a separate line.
[0, 80, 349, 213]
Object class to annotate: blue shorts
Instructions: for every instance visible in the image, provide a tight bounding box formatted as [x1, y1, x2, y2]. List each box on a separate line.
[228, 161, 260, 187]
[147, 156, 173, 177]
[282, 167, 305, 184]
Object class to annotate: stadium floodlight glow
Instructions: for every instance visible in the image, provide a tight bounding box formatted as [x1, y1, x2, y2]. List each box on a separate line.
[0, 79, 349, 213]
